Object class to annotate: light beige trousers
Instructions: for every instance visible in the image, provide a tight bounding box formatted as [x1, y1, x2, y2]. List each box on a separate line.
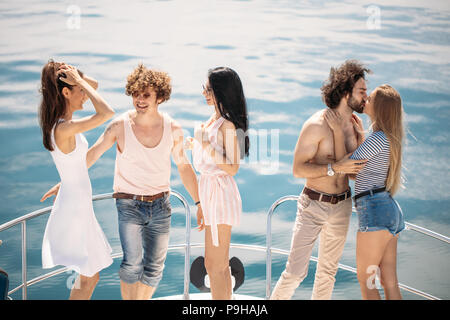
[270, 192, 352, 300]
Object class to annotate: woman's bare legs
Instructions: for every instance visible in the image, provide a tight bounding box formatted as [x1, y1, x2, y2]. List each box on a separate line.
[356, 230, 397, 300]
[379, 236, 402, 299]
[204, 224, 232, 300]
[69, 272, 99, 300]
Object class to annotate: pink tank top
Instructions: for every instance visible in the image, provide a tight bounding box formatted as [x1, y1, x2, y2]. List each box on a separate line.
[113, 111, 174, 195]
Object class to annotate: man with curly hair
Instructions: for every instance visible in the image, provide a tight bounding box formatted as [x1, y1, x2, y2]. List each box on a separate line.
[43, 64, 202, 300]
[105, 64, 202, 299]
[270, 60, 370, 300]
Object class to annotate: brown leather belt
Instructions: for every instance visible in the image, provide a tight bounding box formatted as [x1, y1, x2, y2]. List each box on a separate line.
[112, 191, 168, 202]
[303, 187, 351, 204]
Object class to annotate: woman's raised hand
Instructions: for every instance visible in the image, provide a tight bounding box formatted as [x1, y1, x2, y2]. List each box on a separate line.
[324, 109, 343, 132]
[351, 114, 365, 145]
[57, 63, 82, 86]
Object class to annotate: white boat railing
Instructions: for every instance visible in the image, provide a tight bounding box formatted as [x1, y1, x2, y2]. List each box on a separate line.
[265, 195, 450, 300]
[0, 191, 191, 300]
[1, 192, 448, 300]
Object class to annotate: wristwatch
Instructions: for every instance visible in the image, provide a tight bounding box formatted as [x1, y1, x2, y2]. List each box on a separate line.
[327, 163, 335, 176]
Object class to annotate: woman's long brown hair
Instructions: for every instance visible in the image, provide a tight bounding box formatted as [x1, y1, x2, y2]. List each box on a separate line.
[38, 60, 82, 151]
[372, 84, 404, 195]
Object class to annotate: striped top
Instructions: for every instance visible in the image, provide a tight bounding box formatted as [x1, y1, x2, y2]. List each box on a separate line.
[350, 131, 390, 196]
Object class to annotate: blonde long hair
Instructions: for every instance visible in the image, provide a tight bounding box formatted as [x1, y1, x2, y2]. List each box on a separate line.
[372, 84, 404, 195]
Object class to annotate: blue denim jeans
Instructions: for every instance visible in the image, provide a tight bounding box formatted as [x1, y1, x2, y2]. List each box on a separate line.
[115, 193, 172, 288]
[355, 191, 405, 236]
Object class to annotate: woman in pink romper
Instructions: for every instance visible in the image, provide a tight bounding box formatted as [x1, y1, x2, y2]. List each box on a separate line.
[191, 67, 249, 300]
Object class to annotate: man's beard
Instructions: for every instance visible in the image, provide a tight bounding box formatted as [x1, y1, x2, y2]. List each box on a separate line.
[348, 95, 365, 113]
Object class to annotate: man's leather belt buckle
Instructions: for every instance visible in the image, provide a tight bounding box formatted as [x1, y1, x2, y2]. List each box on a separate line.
[112, 192, 167, 203]
[137, 195, 148, 202]
[330, 196, 338, 205]
[303, 187, 350, 205]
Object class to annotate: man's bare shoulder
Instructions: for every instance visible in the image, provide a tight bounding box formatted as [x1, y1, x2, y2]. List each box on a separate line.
[301, 109, 329, 135]
[105, 115, 125, 136]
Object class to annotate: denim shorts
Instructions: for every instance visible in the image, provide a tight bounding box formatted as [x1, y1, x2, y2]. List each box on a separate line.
[355, 191, 405, 236]
[115, 193, 172, 288]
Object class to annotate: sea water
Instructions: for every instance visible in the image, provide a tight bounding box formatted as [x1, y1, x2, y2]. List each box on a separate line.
[0, 0, 449, 300]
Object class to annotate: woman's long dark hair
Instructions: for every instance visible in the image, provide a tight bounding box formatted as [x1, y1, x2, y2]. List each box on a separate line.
[38, 59, 82, 151]
[208, 67, 249, 158]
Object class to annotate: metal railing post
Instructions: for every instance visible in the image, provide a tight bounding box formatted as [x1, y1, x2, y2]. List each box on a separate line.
[2, 192, 448, 300]
[174, 191, 191, 300]
[265, 206, 272, 300]
[264, 195, 447, 301]
[21, 221, 27, 300]
[265, 195, 298, 300]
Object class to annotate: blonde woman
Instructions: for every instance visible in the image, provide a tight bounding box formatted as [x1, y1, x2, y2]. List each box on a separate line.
[325, 84, 405, 300]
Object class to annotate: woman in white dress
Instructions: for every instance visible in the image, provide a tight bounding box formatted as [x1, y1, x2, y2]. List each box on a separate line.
[38, 60, 115, 299]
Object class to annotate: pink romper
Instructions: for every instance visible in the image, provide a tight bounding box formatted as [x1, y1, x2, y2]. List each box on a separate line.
[192, 117, 242, 247]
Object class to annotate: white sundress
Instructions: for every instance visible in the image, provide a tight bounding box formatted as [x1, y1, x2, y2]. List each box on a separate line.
[42, 126, 113, 277]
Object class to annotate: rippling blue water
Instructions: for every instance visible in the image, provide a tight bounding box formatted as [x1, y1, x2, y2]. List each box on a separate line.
[0, 0, 449, 300]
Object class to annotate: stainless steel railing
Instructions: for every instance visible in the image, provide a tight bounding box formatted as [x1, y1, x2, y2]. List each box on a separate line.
[0, 191, 191, 300]
[265, 195, 450, 300]
[1, 192, 448, 300]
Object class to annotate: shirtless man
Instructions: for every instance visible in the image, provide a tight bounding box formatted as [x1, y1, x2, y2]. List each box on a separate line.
[270, 60, 370, 300]
[42, 64, 202, 300]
